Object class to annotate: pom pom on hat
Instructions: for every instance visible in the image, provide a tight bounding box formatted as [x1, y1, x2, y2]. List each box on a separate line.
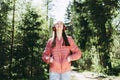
[53, 19, 64, 24]
[52, 19, 66, 31]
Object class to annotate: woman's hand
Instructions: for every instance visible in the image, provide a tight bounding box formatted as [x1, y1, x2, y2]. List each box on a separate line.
[45, 56, 50, 60]
[45, 56, 54, 63]
[50, 57, 54, 63]
[67, 56, 71, 62]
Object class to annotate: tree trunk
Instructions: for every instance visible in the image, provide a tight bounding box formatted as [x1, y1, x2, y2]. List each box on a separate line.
[10, 0, 15, 79]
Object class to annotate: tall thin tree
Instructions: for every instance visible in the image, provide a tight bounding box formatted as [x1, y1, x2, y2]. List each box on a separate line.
[10, 0, 16, 79]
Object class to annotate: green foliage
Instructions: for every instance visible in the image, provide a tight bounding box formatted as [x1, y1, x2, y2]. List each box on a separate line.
[12, 3, 49, 80]
[0, 0, 50, 79]
[0, 0, 120, 79]
[65, 0, 120, 75]
[0, 0, 11, 79]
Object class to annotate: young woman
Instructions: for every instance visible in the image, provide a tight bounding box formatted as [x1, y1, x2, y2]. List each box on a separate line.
[42, 21, 82, 80]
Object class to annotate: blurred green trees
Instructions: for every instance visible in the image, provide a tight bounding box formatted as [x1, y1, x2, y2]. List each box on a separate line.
[0, 0, 50, 79]
[0, 0, 120, 80]
[65, 0, 120, 75]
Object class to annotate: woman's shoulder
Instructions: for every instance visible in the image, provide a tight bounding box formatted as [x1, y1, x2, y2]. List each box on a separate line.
[67, 36, 75, 43]
[67, 36, 73, 40]
[47, 37, 53, 43]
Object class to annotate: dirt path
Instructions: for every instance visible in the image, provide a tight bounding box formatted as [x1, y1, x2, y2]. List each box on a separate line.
[71, 71, 120, 80]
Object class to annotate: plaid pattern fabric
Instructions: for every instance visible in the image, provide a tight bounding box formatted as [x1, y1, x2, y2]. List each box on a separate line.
[42, 36, 82, 73]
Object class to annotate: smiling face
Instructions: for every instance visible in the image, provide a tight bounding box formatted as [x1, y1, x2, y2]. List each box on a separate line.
[54, 21, 64, 32]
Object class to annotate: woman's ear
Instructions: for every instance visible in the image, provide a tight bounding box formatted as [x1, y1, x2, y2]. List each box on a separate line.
[63, 25, 67, 31]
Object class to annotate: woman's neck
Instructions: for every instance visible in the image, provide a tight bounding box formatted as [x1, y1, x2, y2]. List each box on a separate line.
[56, 31, 62, 40]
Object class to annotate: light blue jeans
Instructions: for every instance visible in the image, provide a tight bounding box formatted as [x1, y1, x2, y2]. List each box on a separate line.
[49, 71, 71, 80]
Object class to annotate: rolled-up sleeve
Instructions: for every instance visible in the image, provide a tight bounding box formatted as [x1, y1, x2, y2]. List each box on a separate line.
[69, 36, 82, 61]
[42, 39, 51, 64]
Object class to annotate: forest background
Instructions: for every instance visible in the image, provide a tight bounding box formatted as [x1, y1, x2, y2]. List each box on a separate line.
[0, 0, 120, 80]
